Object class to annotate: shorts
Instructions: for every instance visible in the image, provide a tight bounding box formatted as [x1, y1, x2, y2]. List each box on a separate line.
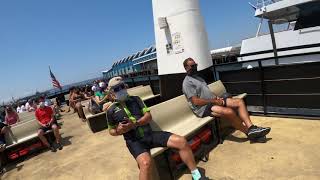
[126, 131, 172, 159]
[202, 103, 216, 118]
[0, 135, 6, 146]
[0, 135, 5, 144]
[39, 122, 58, 132]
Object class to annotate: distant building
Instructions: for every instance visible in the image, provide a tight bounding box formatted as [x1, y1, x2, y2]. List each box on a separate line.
[103, 44, 242, 79]
[103, 45, 157, 79]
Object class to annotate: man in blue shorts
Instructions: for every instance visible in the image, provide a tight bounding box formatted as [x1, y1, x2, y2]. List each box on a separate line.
[182, 58, 271, 141]
[106, 77, 208, 180]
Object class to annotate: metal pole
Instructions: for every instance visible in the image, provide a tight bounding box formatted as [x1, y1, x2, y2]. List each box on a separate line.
[131, 78, 136, 87]
[258, 60, 267, 115]
[256, 17, 263, 37]
[268, 20, 279, 65]
[213, 65, 217, 81]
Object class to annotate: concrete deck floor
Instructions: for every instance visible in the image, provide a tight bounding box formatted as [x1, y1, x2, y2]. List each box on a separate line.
[2, 112, 320, 180]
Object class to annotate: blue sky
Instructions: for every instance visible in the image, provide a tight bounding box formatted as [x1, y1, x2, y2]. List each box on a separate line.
[0, 0, 261, 102]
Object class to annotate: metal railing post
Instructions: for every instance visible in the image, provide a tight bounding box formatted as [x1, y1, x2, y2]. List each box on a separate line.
[132, 78, 136, 87]
[213, 65, 217, 81]
[258, 60, 267, 115]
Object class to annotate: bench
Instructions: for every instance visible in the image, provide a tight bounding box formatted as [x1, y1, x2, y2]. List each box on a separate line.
[127, 85, 160, 101]
[82, 100, 109, 133]
[149, 95, 216, 157]
[17, 112, 36, 124]
[148, 95, 219, 179]
[84, 85, 160, 133]
[5, 120, 42, 148]
[207, 80, 247, 99]
[4, 119, 54, 163]
[148, 80, 247, 179]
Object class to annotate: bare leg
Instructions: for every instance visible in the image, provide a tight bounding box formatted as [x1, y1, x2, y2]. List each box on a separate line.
[102, 102, 112, 112]
[136, 152, 152, 180]
[1, 126, 9, 135]
[226, 98, 253, 128]
[212, 106, 248, 134]
[51, 124, 61, 144]
[167, 134, 197, 171]
[75, 102, 86, 121]
[37, 129, 50, 147]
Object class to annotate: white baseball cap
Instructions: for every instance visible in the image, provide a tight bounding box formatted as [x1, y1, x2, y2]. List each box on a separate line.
[108, 77, 124, 89]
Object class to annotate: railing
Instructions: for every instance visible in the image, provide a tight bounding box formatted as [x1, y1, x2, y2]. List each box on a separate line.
[212, 59, 320, 118]
[256, 0, 283, 9]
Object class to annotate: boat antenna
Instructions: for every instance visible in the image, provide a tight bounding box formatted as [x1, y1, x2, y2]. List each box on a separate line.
[248, 2, 257, 10]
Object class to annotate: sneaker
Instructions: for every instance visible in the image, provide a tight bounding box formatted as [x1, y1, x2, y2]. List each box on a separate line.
[192, 168, 211, 180]
[250, 135, 267, 143]
[247, 125, 271, 140]
[192, 175, 210, 180]
[49, 145, 57, 152]
[56, 143, 63, 150]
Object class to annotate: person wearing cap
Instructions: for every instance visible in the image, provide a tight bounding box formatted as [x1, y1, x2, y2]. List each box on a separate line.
[35, 100, 63, 152]
[94, 81, 113, 112]
[106, 77, 209, 180]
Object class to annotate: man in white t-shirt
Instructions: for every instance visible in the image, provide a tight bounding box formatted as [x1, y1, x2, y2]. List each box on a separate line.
[25, 99, 37, 112]
[20, 105, 26, 112]
[16, 106, 22, 113]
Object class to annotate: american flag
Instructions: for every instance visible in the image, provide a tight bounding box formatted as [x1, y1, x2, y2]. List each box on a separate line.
[49, 67, 62, 90]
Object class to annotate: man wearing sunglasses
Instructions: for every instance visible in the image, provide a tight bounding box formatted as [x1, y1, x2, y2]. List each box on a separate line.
[106, 77, 209, 180]
[182, 58, 271, 141]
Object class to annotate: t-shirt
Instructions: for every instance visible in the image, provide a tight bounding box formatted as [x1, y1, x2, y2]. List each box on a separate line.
[107, 96, 151, 141]
[182, 75, 215, 117]
[5, 113, 19, 125]
[16, 107, 21, 113]
[20, 105, 26, 112]
[95, 91, 106, 99]
[26, 102, 37, 112]
[35, 106, 53, 125]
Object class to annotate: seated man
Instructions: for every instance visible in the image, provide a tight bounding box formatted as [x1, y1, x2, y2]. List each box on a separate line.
[106, 77, 209, 180]
[0, 122, 9, 174]
[35, 101, 63, 152]
[182, 58, 271, 141]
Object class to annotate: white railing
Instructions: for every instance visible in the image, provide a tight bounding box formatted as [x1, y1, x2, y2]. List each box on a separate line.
[256, 0, 283, 8]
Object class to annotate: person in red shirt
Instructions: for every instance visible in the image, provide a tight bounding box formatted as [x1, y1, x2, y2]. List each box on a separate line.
[35, 101, 62, 152]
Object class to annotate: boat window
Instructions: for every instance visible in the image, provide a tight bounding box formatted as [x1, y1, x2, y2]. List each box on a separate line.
[294, 8, 320, 30]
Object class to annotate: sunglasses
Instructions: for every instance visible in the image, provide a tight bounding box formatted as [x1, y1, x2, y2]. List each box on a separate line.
[190, 63, 198, 68]
[113, 84, 125, 92]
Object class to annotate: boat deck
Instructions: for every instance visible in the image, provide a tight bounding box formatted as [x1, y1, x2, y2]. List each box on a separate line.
[2, 110, 320, 180]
